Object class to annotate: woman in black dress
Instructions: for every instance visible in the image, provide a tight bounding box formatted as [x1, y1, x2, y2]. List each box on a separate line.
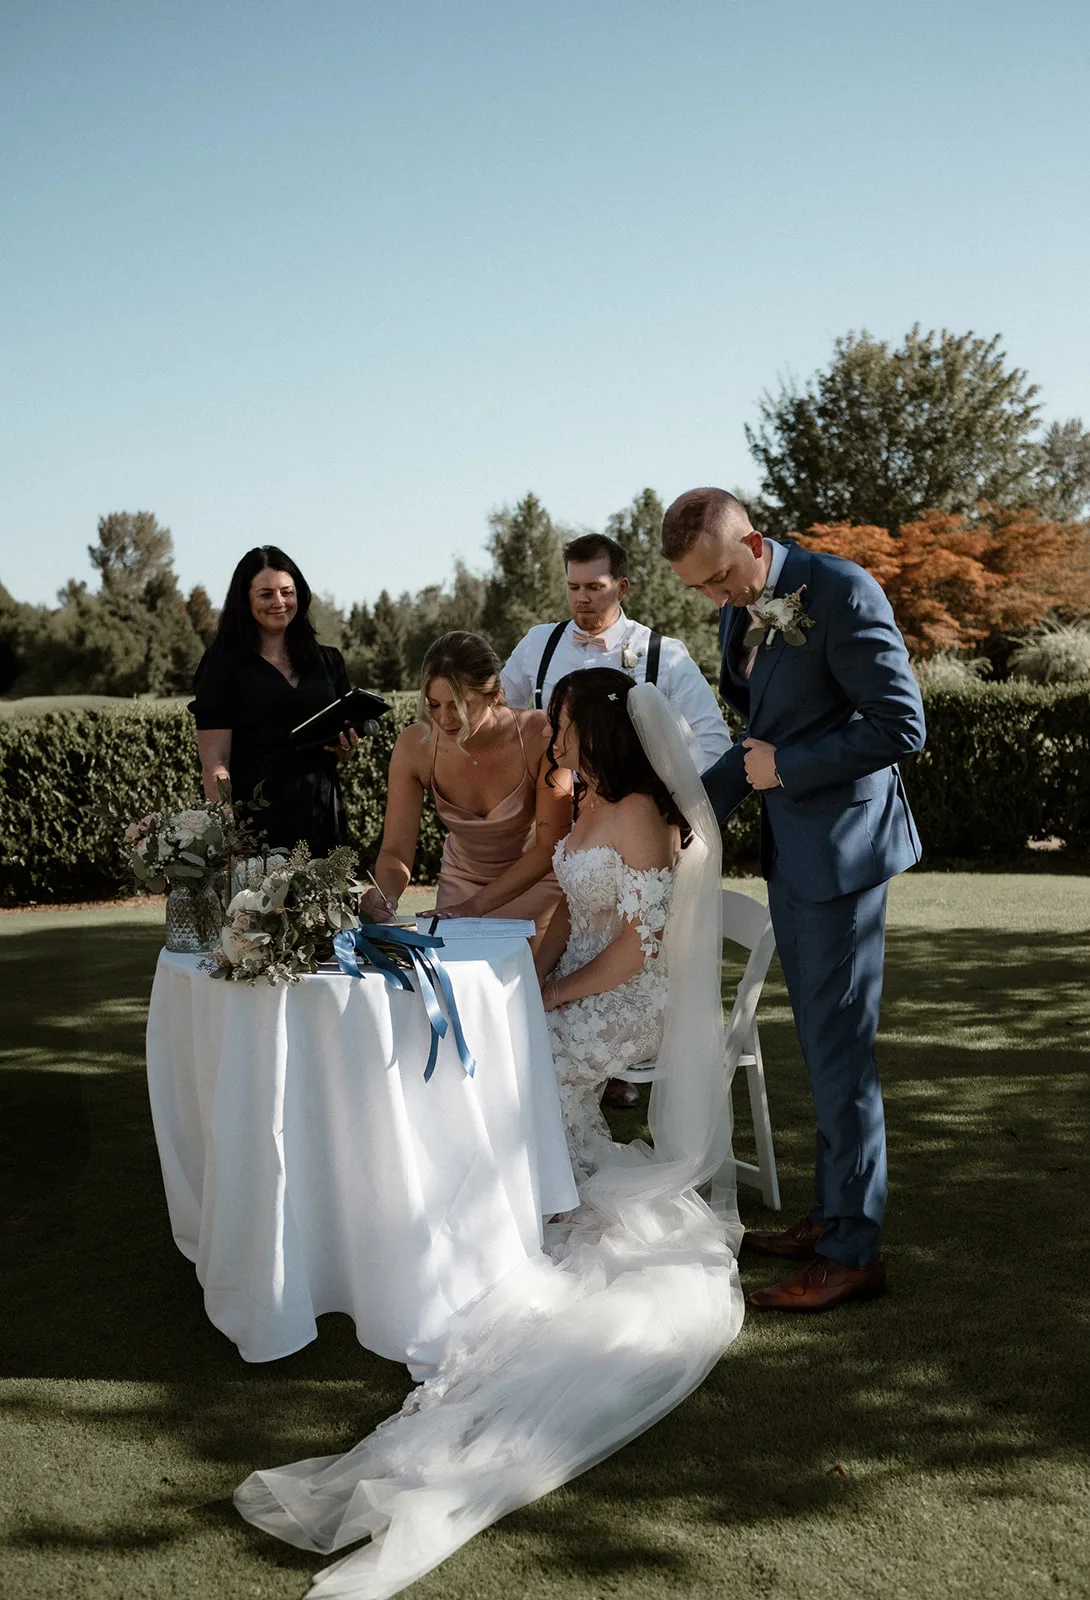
[190, 545, 356, 855]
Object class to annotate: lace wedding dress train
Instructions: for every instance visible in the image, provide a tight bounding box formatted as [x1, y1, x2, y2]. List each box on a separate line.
[234, 685, 745, 1600]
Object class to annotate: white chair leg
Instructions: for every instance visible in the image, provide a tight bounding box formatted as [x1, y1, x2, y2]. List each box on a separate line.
[744, 1028, 781, 1210]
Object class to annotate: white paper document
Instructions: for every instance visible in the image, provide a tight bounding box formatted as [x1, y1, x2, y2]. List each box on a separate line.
[420, 918, 536, 940]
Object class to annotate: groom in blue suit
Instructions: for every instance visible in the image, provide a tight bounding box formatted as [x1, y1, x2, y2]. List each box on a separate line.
[662, 488, 925, 1311]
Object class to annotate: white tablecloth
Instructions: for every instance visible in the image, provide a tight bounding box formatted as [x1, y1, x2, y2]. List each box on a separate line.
[145, 938, 577, 1373]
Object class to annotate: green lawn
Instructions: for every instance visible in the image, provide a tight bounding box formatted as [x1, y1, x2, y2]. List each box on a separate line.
[1, 875, 1088, 1600]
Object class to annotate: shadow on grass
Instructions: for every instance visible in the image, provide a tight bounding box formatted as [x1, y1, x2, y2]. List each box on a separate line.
[918, 846, 1090, 876]
[1, 915, 1088, 1580]
[0, 922, 162, 1077]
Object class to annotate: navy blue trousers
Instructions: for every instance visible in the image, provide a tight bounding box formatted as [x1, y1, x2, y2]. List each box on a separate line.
[766, 866, 889, 1269]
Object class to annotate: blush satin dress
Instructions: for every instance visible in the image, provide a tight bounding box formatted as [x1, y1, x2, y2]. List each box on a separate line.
[430, 715, 563, 928]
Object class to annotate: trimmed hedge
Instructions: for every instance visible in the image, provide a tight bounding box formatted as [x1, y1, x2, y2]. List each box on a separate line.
[901, 682, 1090, 857]
[2, 703, 204, 905]
[0, 694, 446, 906]
[1, 684, 1086, 904]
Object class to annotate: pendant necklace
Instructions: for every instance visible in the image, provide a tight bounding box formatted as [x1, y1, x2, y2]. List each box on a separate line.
[461, 709, 499, 766]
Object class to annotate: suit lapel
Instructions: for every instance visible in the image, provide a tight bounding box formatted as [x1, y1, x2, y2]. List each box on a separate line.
[747, 543, 811, 725]
[719, 604, 751, 713]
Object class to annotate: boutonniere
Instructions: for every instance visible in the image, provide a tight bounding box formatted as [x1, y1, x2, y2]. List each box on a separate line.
[743, 585, 815, 650]
[620, 643, 643, 670]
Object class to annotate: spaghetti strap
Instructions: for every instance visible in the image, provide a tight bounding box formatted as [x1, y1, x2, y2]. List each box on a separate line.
[431, 709, 534, 809]
[512, 710, 533, 777]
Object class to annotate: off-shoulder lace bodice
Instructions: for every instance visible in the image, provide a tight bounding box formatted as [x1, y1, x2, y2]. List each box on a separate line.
[547, 839, 677, 1168]
[552, 840, 674, 968]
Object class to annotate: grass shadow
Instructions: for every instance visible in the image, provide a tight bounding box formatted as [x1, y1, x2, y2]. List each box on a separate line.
[1, 909, 1088, 1594]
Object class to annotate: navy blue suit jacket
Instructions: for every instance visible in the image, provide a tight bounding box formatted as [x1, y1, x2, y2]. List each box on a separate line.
[702, 542, 926, 902]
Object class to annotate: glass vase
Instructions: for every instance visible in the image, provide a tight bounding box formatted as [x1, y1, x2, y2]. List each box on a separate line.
[165, 880, 223, 954]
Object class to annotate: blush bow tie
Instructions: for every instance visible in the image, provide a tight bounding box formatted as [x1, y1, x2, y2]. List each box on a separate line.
[572, 629, 610, 651]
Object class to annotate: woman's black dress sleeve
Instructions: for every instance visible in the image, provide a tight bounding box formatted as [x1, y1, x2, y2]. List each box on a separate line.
[190, 643, 354, 856]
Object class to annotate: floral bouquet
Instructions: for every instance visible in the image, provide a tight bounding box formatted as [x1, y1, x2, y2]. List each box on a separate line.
[123, 804, 228, 892]
[123, 800, 236, 951]
[207, 844, 365, 984]
[122, 788, 272, 952]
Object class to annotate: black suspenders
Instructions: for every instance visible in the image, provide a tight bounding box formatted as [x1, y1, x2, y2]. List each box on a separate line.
[533, 622, 570, 710]
[533, 623, 663, 709]
[644, 630, 662, 686]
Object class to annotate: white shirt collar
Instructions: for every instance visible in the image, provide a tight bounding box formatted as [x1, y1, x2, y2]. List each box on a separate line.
[763, 539, 789, 594]
[570, 608, 629, 651]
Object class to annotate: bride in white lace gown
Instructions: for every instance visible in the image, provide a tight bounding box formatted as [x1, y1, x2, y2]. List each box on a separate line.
[235, 674, 745, 1600]
[535, 668, 686, 1175]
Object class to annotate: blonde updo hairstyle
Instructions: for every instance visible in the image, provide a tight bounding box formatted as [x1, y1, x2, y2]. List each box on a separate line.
[419, 631, 506, 749]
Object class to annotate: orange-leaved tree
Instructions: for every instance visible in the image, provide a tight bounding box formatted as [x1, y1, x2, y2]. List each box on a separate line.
[796, 509, 1090, 658]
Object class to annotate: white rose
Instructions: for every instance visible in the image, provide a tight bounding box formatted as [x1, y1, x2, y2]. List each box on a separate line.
[171, 808, 214, 847]
[227, 887, 269, 916]
[261, 873, 292, 911]
[175, 808, 211, 831]
[219, 922, 255, 966]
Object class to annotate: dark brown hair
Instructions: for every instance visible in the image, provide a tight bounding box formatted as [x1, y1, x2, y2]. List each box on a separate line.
[546, 668, 691, 845]
[562, 532, 627, 579]
[212, 545, 320, 670]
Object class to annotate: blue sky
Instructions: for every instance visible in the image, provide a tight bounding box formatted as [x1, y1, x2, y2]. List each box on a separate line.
[2, 0, 1087, 611]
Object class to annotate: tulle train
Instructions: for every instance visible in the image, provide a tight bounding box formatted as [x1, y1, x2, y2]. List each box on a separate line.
[234, 683, 746, 1600]
[235, 1184, 743, 1600]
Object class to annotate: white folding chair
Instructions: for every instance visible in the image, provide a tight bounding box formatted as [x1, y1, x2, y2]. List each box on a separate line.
[614, 887, 782, 1210]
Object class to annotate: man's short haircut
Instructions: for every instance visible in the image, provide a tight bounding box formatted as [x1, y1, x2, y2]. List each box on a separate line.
[562, 532, 628, 580]
[660, 488, 752, 560]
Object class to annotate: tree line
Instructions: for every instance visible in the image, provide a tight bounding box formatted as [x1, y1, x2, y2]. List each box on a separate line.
[3, 325, 1088, 699]
[0, 489, 724, 700]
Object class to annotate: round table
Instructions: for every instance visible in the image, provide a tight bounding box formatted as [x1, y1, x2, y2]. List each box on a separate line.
[145, 935, 577, 1375]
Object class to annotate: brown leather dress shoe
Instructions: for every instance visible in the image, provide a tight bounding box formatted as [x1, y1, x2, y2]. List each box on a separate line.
[742, 1217, 824, 1259]
[748, 1255, 887, 1312]
[601, 1078, 640, 1109]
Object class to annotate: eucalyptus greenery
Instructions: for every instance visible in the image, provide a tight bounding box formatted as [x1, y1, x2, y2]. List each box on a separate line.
[207, 843, 365, 984]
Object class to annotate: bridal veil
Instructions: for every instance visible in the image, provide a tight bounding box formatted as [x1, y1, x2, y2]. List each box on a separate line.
[234, 682, 746, 1599]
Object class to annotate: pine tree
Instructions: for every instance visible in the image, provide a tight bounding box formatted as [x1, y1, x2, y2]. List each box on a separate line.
[185, 585, 219, 648]
[142, 571, 204, 695]
[343, 600, 377, 687]
[309, 593, 346, 649]
[1033, 418, 1090, 522]
[605, 488, 720, 675]
[370, 590, 409, 690]
[0, 582, 32, 694]
[480, 494, 567, 658]
[402, 560, 487, 681]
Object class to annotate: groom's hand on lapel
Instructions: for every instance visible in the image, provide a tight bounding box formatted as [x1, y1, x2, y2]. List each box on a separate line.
[743, 738, 782, 791]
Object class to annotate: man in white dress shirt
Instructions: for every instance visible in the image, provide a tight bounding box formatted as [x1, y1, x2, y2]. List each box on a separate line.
[502, 533, 732, 1111]
[501, 533, 732, 773]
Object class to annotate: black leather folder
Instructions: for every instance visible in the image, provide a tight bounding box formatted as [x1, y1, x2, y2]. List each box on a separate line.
[290, 688, 392, 748]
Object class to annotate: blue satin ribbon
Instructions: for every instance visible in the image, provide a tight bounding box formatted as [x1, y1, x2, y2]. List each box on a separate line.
[332, 925, 477, 1083]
